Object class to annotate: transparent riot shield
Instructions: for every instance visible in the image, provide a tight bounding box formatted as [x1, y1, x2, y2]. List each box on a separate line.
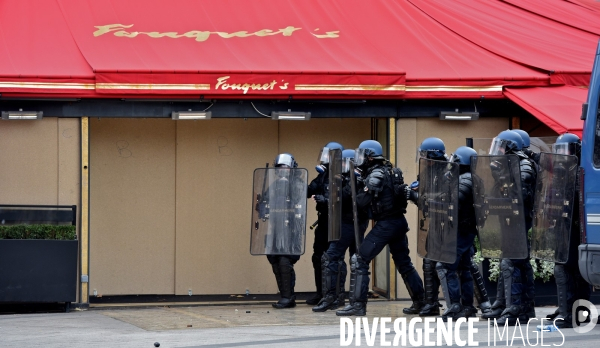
[349, 161, 362, 251]
[250, 167, 308, 255]
[416, 158, 459, 263]
[531, 153, 578, 263]
[328, 149, 343, 242]
[471, 155, 528, 259]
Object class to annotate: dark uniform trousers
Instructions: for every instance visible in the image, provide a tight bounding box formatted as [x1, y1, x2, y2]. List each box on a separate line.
[323, 220, 368, 296]
[355, 216, 423, 302]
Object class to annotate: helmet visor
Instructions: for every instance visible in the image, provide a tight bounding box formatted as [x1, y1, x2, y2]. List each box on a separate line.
[354, 148, 367, 166]
[449, 153, 460, 164]
[416, 148, 446, 162]
[274, 153, 295, 168]
[341, 157, 352, 173]
[488, 138, 508, 155]
[317, 147, 330, 164]
[552, 143, 575, 156]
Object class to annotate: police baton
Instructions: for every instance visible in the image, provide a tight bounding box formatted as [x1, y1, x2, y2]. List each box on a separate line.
[309, 220, 318, 230]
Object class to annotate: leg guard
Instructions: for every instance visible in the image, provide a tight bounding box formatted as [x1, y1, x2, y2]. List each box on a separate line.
[422, 259, 439, 304]
[312, 252, 323, 297]
[270, 257, 283, 295]
[321, 253, 335, 298]
[500, 259, 515, 306]
[337, 260, 347, 306]
[279, 257, 295, 300]
[272, 257, 297, 309]
[470, 259, 491, 312]
[436, 262, 455, 306]
[554, 264, 569, 318]
[521, 260, 536, 318]
[419, 259, 441, 316]
[336, 254, 368, 316]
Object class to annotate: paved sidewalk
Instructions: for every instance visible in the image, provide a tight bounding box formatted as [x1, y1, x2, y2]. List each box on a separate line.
[0, 301, 597, 348]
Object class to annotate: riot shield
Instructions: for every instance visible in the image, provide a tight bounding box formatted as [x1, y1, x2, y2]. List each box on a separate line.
[328, 149, 343, 242]
[531, 152, 578, 263]
[416, 158, 459, 263]
[471, 155, 528, 259]
[250, 167, 308, 255]
[349, 161, 362, 251]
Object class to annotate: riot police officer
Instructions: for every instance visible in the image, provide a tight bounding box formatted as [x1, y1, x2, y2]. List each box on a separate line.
[512, 129, 538, 319]
[436, 146, 479, 320]
[263, 153, 304, 309]
[313, 149, 369, 312]
[336, 140, 424, 316]
[546, 133, 592, 328]
[306, 142, 344, 305]
[405, 137, 446, 316]
[486, 130, 537, 325]
[513, 129, 541, 164]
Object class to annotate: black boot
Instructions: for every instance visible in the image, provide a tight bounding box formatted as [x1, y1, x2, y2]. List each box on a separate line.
[313, 253, 337, 312]
[442, 303, 464, 322]
[481, 276, 505, 319]
[402, 269, 426, 315]
[522, 301, 536, 320]
[496, 305, 526, 326]
[273, 257, 296, 309]
[312, 294, 339, 312]
[336, 301, 366, 316]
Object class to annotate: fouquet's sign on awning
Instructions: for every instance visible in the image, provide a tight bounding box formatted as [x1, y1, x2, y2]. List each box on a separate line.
[93, 24, 340, 41]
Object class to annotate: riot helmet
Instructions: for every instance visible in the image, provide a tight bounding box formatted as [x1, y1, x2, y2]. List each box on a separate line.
[489, 130, 523, 155]
[316, 141, 344, 173]
[417, 137, 446, 161]
[341, 149, 355, 174]
[552, 132, 581, 157]
[354, 140, 383, 168]
[450, 146, 477, 174]
[273, 153, 297, 168]
[512, 129, 531, 148]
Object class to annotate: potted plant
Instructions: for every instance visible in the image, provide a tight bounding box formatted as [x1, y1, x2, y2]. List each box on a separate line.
[0, 205, 78, 309]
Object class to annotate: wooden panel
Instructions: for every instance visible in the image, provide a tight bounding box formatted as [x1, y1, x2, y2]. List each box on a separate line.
[175, 119, 279, 295]
[89, 118, 176, 295]
[0, 119, 58, 205]
[279, 118, 371, 292]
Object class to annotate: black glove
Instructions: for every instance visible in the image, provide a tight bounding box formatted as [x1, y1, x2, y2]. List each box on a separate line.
[313, 195, 327, 204]
[405, 185, 418, 204]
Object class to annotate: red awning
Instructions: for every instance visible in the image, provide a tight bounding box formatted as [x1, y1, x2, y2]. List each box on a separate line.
[0, 0, 95, 96]
[504, 86, 587, 137]
[502, 0, 600, 36]
[409, 0, 600, 86]
[0, 0, 553, 98]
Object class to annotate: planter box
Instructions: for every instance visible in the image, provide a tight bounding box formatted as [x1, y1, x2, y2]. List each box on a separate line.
[480, 259, 600, 306]
[0, 240, 77, 303]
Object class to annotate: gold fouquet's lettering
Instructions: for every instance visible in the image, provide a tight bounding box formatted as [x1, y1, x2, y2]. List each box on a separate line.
[93, 24, 303, 42]
[215, 76, 278, 94]
[311, 28, 340, 38]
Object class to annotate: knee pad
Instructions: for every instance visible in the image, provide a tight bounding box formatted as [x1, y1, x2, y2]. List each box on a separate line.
[351, 254, 369, 275]
[423, 258, 435, 273]
[435, 262, 447, 280]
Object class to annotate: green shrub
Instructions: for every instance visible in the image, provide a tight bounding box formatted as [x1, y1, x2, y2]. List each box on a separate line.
[0, 224, 76, 240]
